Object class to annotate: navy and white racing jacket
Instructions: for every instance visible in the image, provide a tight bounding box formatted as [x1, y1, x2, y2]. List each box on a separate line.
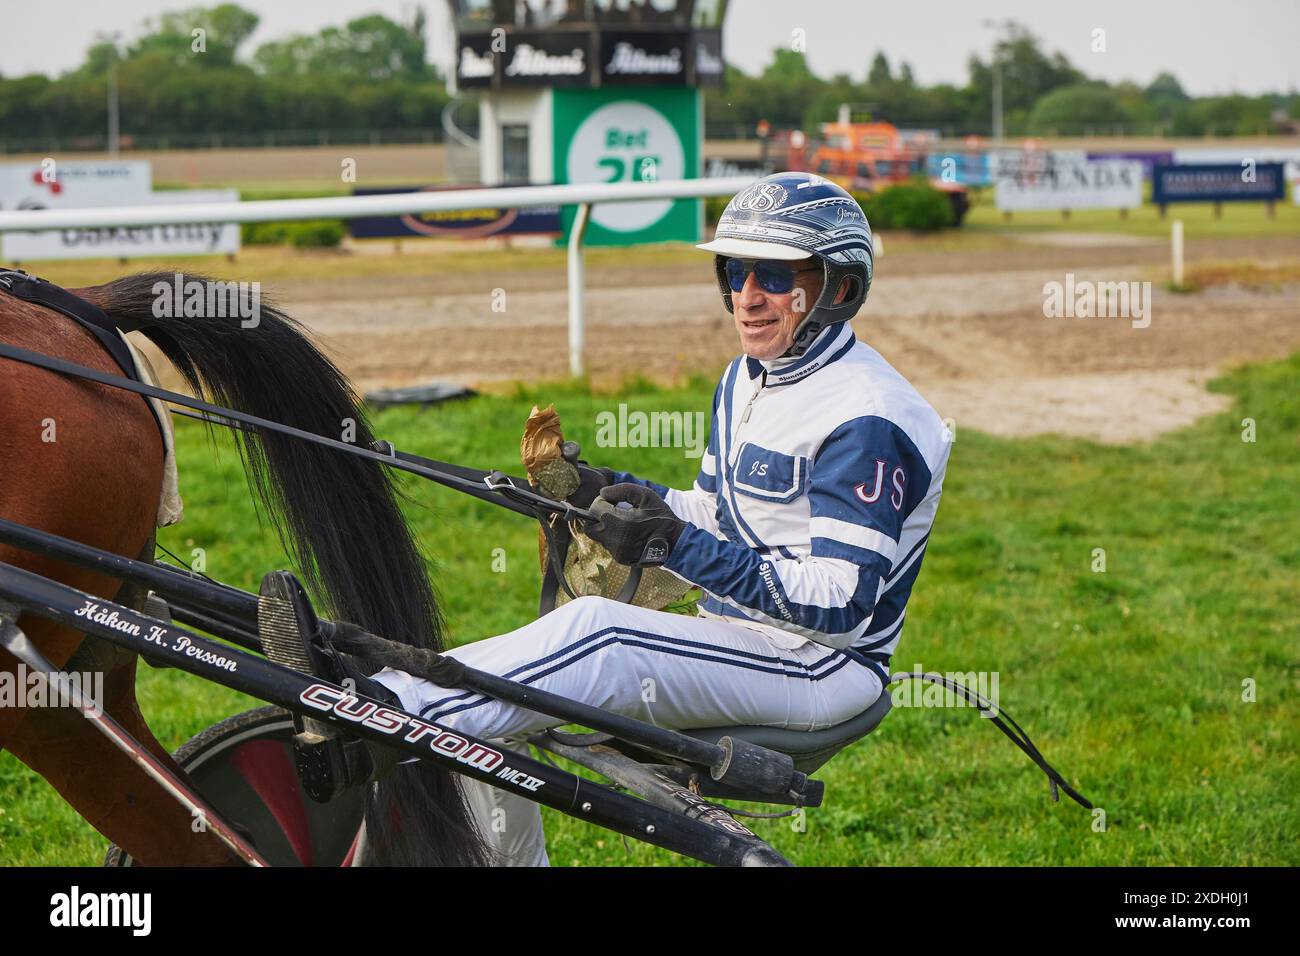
[615, 322, 951, 677]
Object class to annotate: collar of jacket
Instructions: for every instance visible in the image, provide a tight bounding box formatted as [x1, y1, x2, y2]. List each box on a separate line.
[743, 322, 856, 387]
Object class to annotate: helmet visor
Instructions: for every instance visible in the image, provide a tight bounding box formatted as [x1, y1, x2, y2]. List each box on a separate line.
[696, 236, 810, 260]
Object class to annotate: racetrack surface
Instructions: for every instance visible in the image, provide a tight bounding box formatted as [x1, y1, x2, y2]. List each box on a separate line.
[205, 232, 1300, 445]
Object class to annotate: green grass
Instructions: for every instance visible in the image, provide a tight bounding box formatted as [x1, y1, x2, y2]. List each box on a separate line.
[1163, 260, 1300, 293]
[24, 241, 708, 289]
[2, 357, 1297, 866]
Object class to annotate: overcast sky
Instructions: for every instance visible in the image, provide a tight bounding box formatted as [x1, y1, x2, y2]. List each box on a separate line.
[1, 0, 1296, 96]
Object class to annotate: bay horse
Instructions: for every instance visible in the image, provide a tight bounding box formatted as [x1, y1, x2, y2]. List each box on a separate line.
[0, 271, 486, 865]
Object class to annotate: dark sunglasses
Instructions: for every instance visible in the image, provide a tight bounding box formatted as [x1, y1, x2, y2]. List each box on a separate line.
[724, 258, 821, 295]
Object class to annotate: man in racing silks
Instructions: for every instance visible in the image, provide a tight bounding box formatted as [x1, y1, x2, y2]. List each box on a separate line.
[371, 172, 952, 864]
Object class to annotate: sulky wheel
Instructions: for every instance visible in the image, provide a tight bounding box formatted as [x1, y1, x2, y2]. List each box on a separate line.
[104, 706, 367, 867]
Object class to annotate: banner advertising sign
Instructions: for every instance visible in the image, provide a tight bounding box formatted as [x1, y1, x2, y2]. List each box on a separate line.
[995, 159, 1143, 211]
[456, 28, 721, 89]
[0, 160, 152, 213]
[1173, 149, 1300, 202]
[454, 31, 498, 90]
[1, 189, 240, 261]
[990, 149, 1088, 185]
[1085, 151, 1174, 178]
[499, 31, 593, 88]
[1151, 162, 1286, 204]
[927, 152, 992, 186]
[456, 30, 594, 90]
[705, 157, 768, 179]
[691, 28, 724, 87]
[349, 185, 561, 239]
[552, 87, 700, 246]
[599, 31, 688, 86]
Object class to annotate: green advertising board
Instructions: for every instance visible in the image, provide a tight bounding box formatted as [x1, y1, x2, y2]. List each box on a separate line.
[552, 87, 701, 246]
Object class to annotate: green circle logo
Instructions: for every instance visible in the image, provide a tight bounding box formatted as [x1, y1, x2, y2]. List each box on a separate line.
[566, 101, 685, 232]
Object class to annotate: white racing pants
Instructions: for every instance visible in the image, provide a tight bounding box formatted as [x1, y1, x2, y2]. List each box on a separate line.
[373, 595, 884, 866]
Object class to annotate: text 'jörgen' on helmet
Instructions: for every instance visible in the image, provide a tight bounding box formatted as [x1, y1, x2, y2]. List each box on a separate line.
[698, 172, 874, 358]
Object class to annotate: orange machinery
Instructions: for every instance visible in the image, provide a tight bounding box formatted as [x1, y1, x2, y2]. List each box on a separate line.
[764, 119, 970, 224]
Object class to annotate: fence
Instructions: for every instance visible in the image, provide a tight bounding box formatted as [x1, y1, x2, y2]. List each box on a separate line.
[0, 176, 757, 377]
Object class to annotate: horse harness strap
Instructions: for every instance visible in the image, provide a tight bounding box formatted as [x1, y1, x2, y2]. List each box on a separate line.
[1, 269, 165, 442]
[1, 270, 139, 380]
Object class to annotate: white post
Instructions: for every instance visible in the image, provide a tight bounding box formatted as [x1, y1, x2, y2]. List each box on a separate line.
[1171, 219, 1184, 287]
[568, 202, 591, 378]
[106, 56, 120, 157]
[992, 58, 1003, 144]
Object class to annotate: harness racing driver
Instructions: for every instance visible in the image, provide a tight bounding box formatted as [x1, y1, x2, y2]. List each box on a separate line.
[341, 172, 952, 864]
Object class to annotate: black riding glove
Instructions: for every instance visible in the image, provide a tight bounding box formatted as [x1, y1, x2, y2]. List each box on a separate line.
[570, 462, 616, 509]
[586, 483, 686, 567]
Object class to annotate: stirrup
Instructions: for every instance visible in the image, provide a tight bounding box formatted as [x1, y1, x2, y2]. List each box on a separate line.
[256, 571, 399, 801]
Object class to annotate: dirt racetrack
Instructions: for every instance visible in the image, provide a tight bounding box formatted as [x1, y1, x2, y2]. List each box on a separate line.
[221, 232, 1297, 445]
[123, 232, 1299, 444]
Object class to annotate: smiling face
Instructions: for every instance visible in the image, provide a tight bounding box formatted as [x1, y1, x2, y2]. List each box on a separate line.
[729, 257, 827, 360]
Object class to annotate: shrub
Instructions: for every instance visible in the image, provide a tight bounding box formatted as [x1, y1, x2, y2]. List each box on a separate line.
[861, 181, 955, 232]
[705, 194, 730, 225]
[288, 220, 345, 248]
[241, 219, 344, 248]
[242, 221, 289, 245]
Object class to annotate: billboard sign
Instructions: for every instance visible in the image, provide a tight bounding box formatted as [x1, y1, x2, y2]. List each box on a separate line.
[1151, 162, 1286, 204]
[996, 159, 1143, 211]
[1, 189, 240, 261]
[927, 152, 992, 186]
[500, 31, 592, 88]
[0, 160, 152, 213]
[991, 149, 1088, 185]
[456, 28, 722, 89]
[705, 157, 768, 179]
[454, 31, 497, 89]
[455, 30, 594, 90]
[599, 31, 687, 86]
[1085, 151, 1174, 178]
[552, 87, 700, 245]
[691, 29, 724, 87]
[349, 186, 561, 239]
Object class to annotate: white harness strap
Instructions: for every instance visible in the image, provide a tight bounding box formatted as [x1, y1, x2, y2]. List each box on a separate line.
[117, 332, 184, 528]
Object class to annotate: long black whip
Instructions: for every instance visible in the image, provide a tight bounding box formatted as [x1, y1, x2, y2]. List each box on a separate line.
[0, 340, 589, 525]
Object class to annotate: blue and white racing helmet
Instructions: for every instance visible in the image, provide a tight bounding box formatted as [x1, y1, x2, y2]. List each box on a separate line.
[698, 171, 873, 357]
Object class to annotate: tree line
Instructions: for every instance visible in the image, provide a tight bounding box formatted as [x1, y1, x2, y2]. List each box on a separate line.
[712, 26, 1297, 139]
[0, 4, 451, 149]
[1, 4, 1295, 151]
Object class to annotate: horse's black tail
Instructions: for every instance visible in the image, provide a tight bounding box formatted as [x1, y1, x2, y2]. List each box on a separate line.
[84, 271, 487, 866]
